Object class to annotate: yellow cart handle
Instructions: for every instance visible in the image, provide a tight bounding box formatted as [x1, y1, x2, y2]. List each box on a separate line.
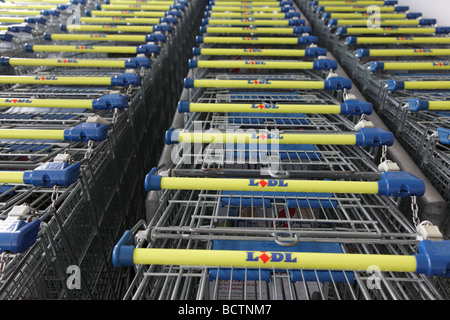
[61, 24, 157, 33]
[333, 19, 421, 26]
[193, 47, 323, 57]
[177, 99, 372, 115]
[144, 168, 424, 197]
[44, 33, 159, 43]
[196, 35, 317, 45]
[0, 94, 129, 110]
[200, 26, 308, 34]
[346, 36, 450, 45]
[86, 10, 166, 17]
[164, 127, 392, 146]
[207, 12, 288, 18]
[408, 99, 450, 111]
[97, 4, 173, 10]
[183, 76, 351, 90]
[0, 74, 141, 86]
[79, 17, 162, 24]
[370, 61, 450, 71]
[209, 6, 293, 12]
[320, 6, 397, 12]
[204, 19, 294, 26]
[0, 4, 57, 9]
[356, 48, 450, 57]
[0, 129, 64, 140]
[337, 27, 443, 35]
[388, 80, 450, 91]
[1, 56, 151, 69]
[116, 246, 418, 273]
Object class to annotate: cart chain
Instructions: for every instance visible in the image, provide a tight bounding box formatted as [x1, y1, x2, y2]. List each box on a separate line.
[51, 185, 59, 209]
[126, 84, 133, 95]
[112, 108, 118, 125]
[84, 140, 94, 160]
[0, 252, 10, 280]
[411, 195, 420, 227]
[380, 145, 388, 164]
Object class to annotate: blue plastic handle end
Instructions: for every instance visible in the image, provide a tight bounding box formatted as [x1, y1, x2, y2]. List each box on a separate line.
[369, 61, 385, 71]
[124, 57, 151, 69]
[293, 26, 311, 34]
[408, 99, 428, 111]
[24, 44, 34, 52]
[196, 36, 204, 43]
[377, 172, 425, 197]
[345, 36, 357, 45]
[188, 59, 198, 68]
[305, 47, 327, 57]
[437, 127, 450, 145]
[356, 48, 370, 58]
[324, 77, 352, 90]
[387, 80, 404, 91]
[43, 33, 52, 41]
[23, 162, 81, 187]
[110, 73, 141, 86]
[0, 219, 41, 254]
[192, 47, 201, 56]
[64, 123, 109, 142]
[340, 100, 373, 115]
[328, 19, 338, 27]
[415, 240, 450, 277]
[406, 13, 422, 19]
[355, 127, 394, 147]
[336, 27, 347, 36]
[136, 44, 160, 55]
[298, 35, 317, 45]
[313, 59, 338, 70]
[112, 230, 135, 267]
[165, 127, 179, 145]
[144, 167, 162, 191]
[92, 94, 129, 110]
[183, 77, 194, 88]
[0, 57, 10, 67]
[394, 6, 409, 12]
[177, 100, 190, 113]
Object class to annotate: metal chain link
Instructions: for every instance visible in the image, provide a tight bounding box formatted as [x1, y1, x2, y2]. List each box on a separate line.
[380, 145, 388, 164]
[51, 185, 59, 209]
[112, 108, 118, 125]
[84, 140, 94, 160]
[411, 195, 420, 227]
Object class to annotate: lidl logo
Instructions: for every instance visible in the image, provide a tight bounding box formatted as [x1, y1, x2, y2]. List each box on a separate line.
[248, 179, 288, 188]
[246, 251, 297, 264]
[245, 61, 266, 65]
[247, 79, 271, 85]
[5, 99, 32, 103]
[75, 45, 94, 50]
[243, 37, 258, 40]
[433, 62, 448, 67]
[414, 49, 432, 53]
[243, 49, 261, 52]
[34, 76, 58, 80]
[57, 59, 78, 64]
[251, 103, 278, 110]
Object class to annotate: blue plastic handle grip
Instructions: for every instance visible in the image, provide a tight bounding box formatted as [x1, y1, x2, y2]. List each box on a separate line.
[63, 123, 109, 142]
[0, 219, 40, 253]
[23, 162, 81, 187]
[437, 127, 450, 144]
[92, 94, 129, 110]
[377, 172, 425, 197]
[112, 230, 135, 267]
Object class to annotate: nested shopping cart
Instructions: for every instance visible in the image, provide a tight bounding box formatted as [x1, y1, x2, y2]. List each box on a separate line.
[112, 0, 450, 300]
[0, 0, 208, 300]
